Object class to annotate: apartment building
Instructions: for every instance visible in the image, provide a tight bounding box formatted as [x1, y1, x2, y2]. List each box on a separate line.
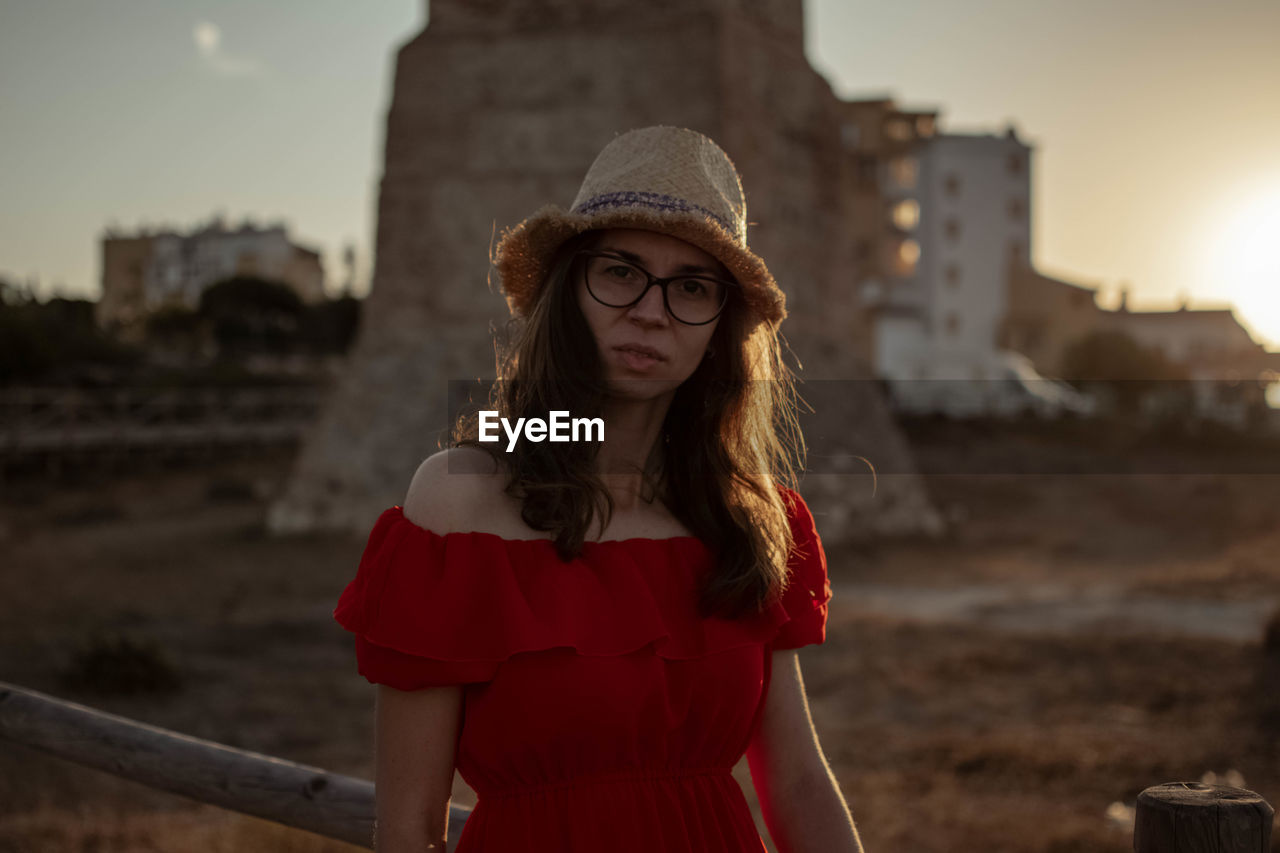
[97, 215, 325, 337]
[847, 98, 1032, 382]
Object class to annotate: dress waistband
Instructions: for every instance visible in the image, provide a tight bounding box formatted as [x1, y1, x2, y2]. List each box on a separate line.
[482, 766, 735, 800]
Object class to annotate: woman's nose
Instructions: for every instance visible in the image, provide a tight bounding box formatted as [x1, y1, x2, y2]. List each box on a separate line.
[628, 283, 669, 323]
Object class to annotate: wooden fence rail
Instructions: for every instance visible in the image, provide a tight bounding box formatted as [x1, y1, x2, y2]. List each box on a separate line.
[1, 680, 1273, 851]
[0, 680, 471, 850]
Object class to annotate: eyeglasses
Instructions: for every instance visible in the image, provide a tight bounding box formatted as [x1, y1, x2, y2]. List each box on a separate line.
[576, 251, 736, 326]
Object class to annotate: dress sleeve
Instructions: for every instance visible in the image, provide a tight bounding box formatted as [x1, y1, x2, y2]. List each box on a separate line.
[768, 486, 833, 651]
[333, 508, 504, 691]
[349, 635, 498, 691]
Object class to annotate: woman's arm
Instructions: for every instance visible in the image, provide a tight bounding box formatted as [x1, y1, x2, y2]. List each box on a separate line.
[374, 684, 462, 852]
[746, 650, 865, 853]
[371, 447, 495, 851]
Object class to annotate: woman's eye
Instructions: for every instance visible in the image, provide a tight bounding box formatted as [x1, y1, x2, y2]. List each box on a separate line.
[605, 265, 637, 279]
[677, 279, 708, 297]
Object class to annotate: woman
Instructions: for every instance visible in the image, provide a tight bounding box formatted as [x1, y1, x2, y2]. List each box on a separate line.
[334, 126, 864, 852]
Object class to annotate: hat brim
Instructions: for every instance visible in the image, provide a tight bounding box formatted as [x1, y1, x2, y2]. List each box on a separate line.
[494, 204, 786, 329]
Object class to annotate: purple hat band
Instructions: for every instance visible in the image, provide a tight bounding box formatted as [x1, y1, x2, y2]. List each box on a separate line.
[572, 190, 741, 242]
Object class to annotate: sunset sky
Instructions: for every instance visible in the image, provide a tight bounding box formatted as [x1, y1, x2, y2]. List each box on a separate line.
[2, 0, 1276, 350]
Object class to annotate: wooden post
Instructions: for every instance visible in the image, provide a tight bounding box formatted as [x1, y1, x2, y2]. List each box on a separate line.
[1134, 782, 1274, 853]
[0, 681, 472, 850]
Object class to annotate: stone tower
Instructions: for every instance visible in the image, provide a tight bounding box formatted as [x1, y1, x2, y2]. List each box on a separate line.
[268, 0, 942, 543]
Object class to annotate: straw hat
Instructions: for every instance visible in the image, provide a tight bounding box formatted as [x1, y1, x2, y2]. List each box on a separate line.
[493, 125, 786, 330]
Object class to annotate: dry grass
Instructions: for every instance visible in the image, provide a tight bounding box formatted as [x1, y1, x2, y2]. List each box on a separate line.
[795, 616, 1276, 853]
[0, 796, 367, 852]
[1, 424, 1278, 852]
[1, 726, 376, 852]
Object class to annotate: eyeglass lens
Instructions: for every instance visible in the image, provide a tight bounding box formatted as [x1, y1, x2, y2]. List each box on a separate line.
[583, 255, 727, 324]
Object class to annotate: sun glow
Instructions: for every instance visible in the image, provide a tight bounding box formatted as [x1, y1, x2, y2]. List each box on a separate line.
[1202, 180, 1280, 349]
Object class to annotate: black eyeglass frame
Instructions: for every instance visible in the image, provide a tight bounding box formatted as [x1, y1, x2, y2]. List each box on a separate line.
[574, 250, 738, 326]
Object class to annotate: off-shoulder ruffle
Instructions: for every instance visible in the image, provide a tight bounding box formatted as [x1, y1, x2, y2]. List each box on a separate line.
[333, 486, 831, 688]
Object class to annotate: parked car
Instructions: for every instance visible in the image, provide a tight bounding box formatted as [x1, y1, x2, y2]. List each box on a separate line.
[884, 351, 1097, 420]
[988, 352, 1097, 419]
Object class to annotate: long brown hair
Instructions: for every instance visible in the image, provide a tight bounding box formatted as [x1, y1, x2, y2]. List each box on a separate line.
[451, 229, 806, 620]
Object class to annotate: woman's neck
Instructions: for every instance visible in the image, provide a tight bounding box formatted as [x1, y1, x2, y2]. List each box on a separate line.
[594, 394, 672, 512]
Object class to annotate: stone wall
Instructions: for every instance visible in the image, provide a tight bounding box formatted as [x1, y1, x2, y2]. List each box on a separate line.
[268, 0, 942, 543]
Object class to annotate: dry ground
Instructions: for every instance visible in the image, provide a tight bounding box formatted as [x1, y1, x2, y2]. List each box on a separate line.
[1, 420, 1277, 852]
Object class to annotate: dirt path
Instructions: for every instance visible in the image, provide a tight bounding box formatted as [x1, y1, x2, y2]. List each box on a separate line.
[831, 580, 1278, 642]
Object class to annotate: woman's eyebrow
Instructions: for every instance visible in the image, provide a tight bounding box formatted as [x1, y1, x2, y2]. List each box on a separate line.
[597, 246, 723, 276]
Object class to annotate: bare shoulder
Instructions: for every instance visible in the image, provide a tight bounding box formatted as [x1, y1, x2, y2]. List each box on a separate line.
[403, 447, 511, 534]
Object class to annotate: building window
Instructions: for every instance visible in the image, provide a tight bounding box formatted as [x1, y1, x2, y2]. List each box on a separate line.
[893, 239, 920, 276]
[944, 174, 961, 197]
[945, 264, 961, 288]
[891, 199, 920, 231]
[889, 157, 917, 190]
[885, 118, 912, 142]
[856, 155, 876, 186]
[945, 312, 960, 336]
[841, 122, 861, 151]
[1008, 198, 1025, 220]
[1007, 152, 1025, 175]
[945, 219, 962, 241]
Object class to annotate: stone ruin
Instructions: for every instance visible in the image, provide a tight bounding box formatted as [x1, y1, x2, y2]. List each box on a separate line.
[268, 0, 944, 545]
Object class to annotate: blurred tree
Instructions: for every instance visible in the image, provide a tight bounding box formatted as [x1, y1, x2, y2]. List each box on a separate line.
[1061, 329, 1192, 418]
[198, 276, 304, 356]
[145, 305, 203, 341]
[0, 274, 361, 387]
[298, 294, 360, 355]
[198, 276, 304, 316]
[0, 280, 142, 385]
[145, 305, 207, 363]
[195, 276, 360, 357]
[0, 298, 56, 382]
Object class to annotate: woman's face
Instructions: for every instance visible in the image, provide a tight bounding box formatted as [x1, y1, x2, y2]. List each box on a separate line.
[575, 228, 726, 402]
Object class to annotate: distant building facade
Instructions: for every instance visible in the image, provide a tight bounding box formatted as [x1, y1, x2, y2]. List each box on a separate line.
[844, 99, 1033, 382]
[1100, 291, 1270, 372]
[914, 131, 1032, 379]
[840, 105, 1276, 425]
[1005, 274, 1272, 378]
[1000, 266, 1107, 375]
[1103, 297, 1276, 425]
[97, 215, 325, 336]
[1003, 272, 1275, 424]
[836, 98, 939, 369]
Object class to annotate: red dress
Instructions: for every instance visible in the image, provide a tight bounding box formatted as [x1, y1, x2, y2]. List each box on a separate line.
[333, 486, 831, 852]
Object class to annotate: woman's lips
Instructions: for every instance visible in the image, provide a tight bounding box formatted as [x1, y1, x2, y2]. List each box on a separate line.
[614, 346, 663, 371]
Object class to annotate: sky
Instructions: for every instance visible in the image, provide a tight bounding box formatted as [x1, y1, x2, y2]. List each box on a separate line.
[1, 0, 1277, 350]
